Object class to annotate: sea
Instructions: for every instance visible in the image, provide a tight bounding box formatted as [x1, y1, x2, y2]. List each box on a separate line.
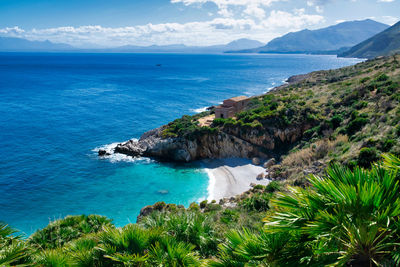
[0, 53, 362, 235]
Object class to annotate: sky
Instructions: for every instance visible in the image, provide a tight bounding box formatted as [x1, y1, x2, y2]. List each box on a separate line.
[0, 0, 399, 47]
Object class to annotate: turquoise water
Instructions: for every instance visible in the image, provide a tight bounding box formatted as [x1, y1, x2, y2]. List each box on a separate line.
[0, 53, 362, 235]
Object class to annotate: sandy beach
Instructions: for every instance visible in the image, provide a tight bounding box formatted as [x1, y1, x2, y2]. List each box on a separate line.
[201, 158, 270, 201]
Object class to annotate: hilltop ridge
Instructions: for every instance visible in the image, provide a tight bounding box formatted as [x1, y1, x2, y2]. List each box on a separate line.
[231, 19, 388, 54]
[340, 20, 400, 59]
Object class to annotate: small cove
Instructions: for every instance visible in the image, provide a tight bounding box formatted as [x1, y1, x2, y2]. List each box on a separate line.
[0, 53, 362, 235]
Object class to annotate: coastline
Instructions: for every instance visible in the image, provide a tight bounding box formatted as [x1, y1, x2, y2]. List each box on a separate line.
[201, 158, 270, 201]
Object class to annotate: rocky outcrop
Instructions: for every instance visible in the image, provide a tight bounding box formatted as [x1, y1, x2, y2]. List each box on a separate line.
[112, 119, 311, 162]
[114, 125, 269, 162]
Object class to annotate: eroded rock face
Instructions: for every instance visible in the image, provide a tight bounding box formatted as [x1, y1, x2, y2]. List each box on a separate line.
[114, 126, 267, 162]
[113, 122, 310, 162]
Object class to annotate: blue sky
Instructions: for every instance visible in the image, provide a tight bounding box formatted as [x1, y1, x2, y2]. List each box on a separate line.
[0, 0, 398, 47]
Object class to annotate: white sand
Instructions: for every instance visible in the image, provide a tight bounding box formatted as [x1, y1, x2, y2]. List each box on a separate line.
[201, 158, 270, 201]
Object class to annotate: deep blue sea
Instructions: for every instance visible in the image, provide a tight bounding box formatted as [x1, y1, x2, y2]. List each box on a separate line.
[0, 53, 361, 235]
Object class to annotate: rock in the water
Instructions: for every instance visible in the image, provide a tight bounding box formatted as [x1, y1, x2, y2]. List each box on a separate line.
[98, 149, 109, 156]
[114, 140, 144, 157]
[256, 173, 264, 180]
[263, 158, 276, 168]
[252, 157, 261, 165]
[157, 190, 169, 195]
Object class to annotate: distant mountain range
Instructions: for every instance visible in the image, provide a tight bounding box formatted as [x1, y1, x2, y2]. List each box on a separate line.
[231, 19, 389, 54]
[0, 37, 264, 53]
[0, 37, 74, 51]
[1, 19, 398, 59]
[340, 20, 400, 59]
[102, 38, 264, 53]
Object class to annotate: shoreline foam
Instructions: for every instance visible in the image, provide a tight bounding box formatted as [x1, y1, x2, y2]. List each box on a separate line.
[93, 140, 154, 163]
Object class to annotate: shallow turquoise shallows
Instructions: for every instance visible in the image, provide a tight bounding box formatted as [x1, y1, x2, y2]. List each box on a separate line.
[0, 53, 362, 235]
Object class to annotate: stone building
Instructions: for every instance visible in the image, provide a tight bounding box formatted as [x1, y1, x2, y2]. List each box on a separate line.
[215, 96, 250, 119]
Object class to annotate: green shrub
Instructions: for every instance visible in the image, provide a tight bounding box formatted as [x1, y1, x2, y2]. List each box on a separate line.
[204, 203, 222, 213]
[268, 101, 279, 110]
[330, 115, 343, 129]
[382, 139, 395, 152]
[350, 110, 359, 120]
[346, 117, 368, 136]
[153, 201, 167, 211]
[376, 73, 389, 82]
[346, 160, 357, 170]
[200, 200, 208, 209]
[28, 215, 113, 250]
[212, 118, 226, 127]
[360, 77, 370, 83]
[239, 193, 271, 212]
[357, 147, 379, 168]
[189, 202, 200, 211]
[304, 126, 320, 138]
[265, 181, 281, 193]
[253, 184, 265, 190]
[220, 209, 239, 224]
[265, 155, 400, 266]
[354, 101, 368, 109]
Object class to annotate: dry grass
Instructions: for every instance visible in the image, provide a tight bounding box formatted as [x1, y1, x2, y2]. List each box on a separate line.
[282, 135, 348, 167]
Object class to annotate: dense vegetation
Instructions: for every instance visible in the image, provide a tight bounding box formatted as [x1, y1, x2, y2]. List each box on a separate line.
[2, 154, 400, 266]
[161, 112, 218, 140]
[2, 55, 400, 266]
[167, 55, 400, 185]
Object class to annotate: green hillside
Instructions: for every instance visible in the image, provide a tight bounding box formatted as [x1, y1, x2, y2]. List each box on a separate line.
[340, 21, 400, 59]
[232, 19, 388, 54]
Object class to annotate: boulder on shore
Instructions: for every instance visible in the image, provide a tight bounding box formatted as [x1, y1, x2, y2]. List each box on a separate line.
[252, 157, 261, 165]
[263, 158, 276, 168]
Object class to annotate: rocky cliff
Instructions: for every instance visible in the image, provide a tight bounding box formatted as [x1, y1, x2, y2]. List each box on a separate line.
[111, 119, 311, 162]
[113, 126, 266, 162]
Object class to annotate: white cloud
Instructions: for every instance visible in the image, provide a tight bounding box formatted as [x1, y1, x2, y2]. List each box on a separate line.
[315, 5, 324, 13]
[243, 4, 266, 20]
[0, 26, 25, 35]
[262, 9, 324, 29]
[171, 0, 281, 6]
[171, 0, 286, 18]
[378, 0, 395, 2]
[305, 0, 326, 14]
[0, 10, 324, 47]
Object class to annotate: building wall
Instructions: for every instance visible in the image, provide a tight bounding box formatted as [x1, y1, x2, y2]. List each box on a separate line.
[215, 107, 235, 118]
[215, 98, 250, 119]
